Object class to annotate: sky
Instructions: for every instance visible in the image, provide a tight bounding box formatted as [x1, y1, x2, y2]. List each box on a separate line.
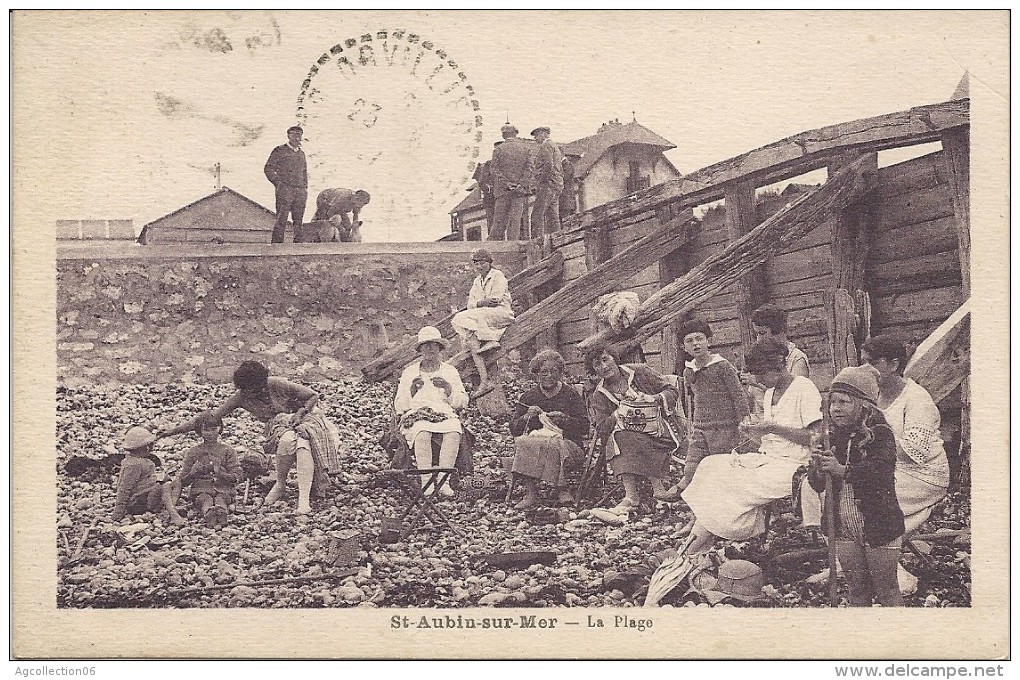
[12, 10, 1008, 242]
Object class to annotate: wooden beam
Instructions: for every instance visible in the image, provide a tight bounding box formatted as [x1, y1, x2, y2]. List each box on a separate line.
[903, 300, 970, 405]
[361, 250, 564, 381]
[826, 153, 877, 373]
[561, 99, 969, 233]
[941, 127, 971, 297]
[724, 181, 766, 358]
[578, 154, 879, 352]
[450, 212, 699, 371]
[657, 207, 692, 375]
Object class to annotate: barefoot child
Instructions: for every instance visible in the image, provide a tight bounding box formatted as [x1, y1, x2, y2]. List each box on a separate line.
[178, 412, 242, 529]
[111, 426, 182, 523]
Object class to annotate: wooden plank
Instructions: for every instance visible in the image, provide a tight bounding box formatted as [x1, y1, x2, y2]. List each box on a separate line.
[724, 181, 767, 356]
[868, 251, 963, 295]
[875, 183, 955, 233]
[361, 250, 564, 381]
[903, 301, 970, 404]
[870, 286, 964, 328]
[940, 128, 971, 297]
[875, 152, 945, 200]
[869, 216, 959, 264]
[765, 244, 834, 286]
[579, 155, 879, 353]
[770, 289, 826, 313]
[770, 274, 834, 301]
[560, 99, 968, 233]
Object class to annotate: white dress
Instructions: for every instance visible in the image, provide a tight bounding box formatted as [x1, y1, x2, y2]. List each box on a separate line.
[883, 379, 950, 534]
[451, 269, 515, 343]
[682, 376, 822, 540]
[394, 359, 469, 446]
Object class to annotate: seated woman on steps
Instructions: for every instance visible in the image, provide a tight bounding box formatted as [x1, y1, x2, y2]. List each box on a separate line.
[509, 350, 589, 509]
[451, 248, 515, 397]
[394, 326, 469, 497]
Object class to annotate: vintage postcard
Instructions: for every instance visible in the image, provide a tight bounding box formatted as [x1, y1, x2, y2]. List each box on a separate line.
[12, 10, 1009, 659]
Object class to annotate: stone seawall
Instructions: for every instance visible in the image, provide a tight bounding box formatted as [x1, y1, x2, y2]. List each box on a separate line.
[56, 242, 526, 385]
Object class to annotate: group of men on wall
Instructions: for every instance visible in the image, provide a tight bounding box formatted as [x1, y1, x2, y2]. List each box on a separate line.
[263, 122, 578, 244]
[474, 124, 579, 241]
[263, 125, 370, 244]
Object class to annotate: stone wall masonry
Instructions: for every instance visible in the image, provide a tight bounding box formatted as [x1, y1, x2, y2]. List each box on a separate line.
[56, 242, 527, 385]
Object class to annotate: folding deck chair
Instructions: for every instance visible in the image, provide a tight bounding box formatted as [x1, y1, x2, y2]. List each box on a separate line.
[376, 467, 466, 540]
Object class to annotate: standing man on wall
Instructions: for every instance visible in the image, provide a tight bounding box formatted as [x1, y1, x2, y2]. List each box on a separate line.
[264, 125, 308, 244]
[488, 124, 534, 241]
[529, 126, 564, 237]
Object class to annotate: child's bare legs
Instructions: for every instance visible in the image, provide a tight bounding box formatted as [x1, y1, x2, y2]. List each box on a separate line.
[194, 493, 216, 527]
[835, 540, 906, 606]
[162, 479, 186, 525]
[212, 493, 231, 529]
[836, 542, 902, 607]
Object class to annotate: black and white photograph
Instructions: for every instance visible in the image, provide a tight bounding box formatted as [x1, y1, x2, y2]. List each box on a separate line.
[12, 10, 1009, 660]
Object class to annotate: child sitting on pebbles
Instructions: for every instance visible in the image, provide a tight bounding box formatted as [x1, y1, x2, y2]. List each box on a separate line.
[177, 412, 242, 529]
[111, 426, 182, 524]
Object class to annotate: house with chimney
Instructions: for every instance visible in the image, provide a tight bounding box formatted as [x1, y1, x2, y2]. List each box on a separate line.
[448, 118, 681, 240]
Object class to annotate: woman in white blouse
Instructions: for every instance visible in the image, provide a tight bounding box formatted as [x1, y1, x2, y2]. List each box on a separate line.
[394, 326, 469, 496]
[451, 248, 515, 397]
[861, 334, 951, 594]
[861, 335, 950, 535]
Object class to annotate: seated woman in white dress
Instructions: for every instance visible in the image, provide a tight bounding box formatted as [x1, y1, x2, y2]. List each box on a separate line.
[451, 248, 515, 397]
[681, 338, 823, 554]
[394, 326, 469, 497]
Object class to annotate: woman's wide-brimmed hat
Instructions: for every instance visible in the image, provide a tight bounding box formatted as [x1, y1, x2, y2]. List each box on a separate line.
[416, 326, 449, 351]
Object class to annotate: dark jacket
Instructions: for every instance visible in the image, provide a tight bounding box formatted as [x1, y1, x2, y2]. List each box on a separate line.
[810, 409, 905, 547]
[264, 144, 308, 188]
[510, 383, 589, 447]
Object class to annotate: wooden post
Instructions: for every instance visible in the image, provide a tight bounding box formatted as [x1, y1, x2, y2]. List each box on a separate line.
[940, 127, 970, 445]
[941, 128, 971, 296]
[658, 207, 694, 374]
[826, 153, 877, 373]
[724, 181, 766, 360]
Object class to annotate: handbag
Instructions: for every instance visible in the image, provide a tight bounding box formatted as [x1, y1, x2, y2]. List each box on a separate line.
[617, 399, 662, 435]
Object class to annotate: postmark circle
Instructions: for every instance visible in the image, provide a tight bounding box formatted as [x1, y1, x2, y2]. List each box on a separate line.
[297, 30, 483, 235]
